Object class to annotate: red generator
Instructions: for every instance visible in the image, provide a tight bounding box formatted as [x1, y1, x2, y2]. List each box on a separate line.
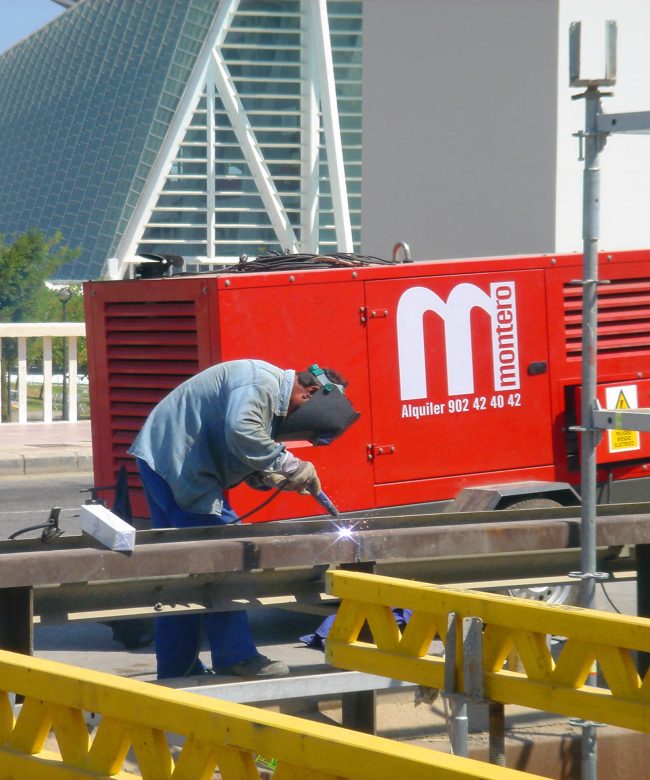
[84, 249, 650, 523]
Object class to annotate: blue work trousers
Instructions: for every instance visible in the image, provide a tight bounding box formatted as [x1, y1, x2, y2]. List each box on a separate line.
[136, 459, 257, 678]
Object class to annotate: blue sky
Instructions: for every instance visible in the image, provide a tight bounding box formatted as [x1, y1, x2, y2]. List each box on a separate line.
[0, 0, 64, 54]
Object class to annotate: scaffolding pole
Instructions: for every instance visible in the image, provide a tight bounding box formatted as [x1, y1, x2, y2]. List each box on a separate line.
[569, 19, 650, 780]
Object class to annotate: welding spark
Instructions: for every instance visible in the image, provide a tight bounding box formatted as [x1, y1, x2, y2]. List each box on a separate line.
[327, 520, 361, 562]
[332, 519, 360, 538]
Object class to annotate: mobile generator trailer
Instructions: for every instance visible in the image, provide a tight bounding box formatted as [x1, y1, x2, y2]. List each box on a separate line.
[84, 249, 650, 524]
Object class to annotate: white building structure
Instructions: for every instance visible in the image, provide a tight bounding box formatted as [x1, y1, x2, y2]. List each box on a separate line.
[362, 0, 650, 261]
[0, 1, 649, 281]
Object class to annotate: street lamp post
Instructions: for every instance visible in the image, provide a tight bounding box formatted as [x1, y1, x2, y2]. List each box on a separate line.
[57, 287, 71, 420]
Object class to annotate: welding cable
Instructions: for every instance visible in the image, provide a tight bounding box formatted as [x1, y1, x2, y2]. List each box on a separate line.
[8, 507, 63, 542]
[234, 483, 288, 524]
[8, 522, 51, 540]
[599, 581, 622, 614]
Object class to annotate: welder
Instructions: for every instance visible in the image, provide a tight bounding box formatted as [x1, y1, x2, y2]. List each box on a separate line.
[129, 359, 359, 679]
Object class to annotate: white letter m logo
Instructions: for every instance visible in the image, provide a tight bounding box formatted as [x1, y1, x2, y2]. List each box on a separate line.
[396, 282, 519, 400]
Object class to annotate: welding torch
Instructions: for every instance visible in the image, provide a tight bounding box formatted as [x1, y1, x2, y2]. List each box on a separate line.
[308, 484, 342, 520]
[309, 483, 358, 558]
[240, 472, 344, 523]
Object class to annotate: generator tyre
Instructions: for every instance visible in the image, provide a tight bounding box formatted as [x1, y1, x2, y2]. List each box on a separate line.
[500, 497, 581, 606]
[105, 618, 155, 649]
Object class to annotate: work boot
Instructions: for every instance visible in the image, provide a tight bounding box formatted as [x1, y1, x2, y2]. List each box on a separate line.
[217, 653, 289, 678]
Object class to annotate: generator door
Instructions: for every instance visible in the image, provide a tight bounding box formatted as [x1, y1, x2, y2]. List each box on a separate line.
[365, 269, 554, 489]
[216, 277, 375, 519]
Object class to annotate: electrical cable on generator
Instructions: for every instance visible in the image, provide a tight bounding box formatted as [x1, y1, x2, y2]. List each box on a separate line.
[175, 251, 401, 277]
[134, 251, 406, 279]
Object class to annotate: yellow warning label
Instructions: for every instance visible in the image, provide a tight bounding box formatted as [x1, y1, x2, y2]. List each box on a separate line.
[608, 388, 640, 453]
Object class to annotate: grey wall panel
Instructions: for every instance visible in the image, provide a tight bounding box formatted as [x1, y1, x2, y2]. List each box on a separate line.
[361, 0, 558, 261]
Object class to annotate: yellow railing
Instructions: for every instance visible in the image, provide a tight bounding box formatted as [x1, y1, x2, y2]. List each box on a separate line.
[0, 649, 547, 779]
[325, 570, 650, 734]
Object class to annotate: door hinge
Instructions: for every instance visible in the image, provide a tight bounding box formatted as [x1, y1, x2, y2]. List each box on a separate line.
[367, 444, 396, 460]
[359, 307, 389, 324]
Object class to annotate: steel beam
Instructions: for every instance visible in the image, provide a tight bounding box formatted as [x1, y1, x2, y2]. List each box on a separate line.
[0, 587, 32, 654]
[34, 569, 332, 623]
[340, 560, 377, 735]
[1, 508, 649, 639]
[2, 510, 650, 591]
[29, 554, 633, 626]
[596, 111, 650, 135]
[637, 543, 650, 676]
[165, 668, 413, 704]
[592, 408, 650, 432]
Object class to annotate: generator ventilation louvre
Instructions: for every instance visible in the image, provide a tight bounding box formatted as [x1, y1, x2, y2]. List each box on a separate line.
[103, 299, 200, 481]
[564, 277, 650, 359]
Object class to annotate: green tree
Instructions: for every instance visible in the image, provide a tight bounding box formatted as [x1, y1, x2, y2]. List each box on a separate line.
[0, 230, 78, 321]
[0, 230, 80, 420]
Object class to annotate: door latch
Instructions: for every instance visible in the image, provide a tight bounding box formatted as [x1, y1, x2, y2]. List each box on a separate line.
[367, 444, 396, 460]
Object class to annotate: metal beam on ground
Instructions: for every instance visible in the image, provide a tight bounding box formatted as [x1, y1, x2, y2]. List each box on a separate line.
[0, 505, 642, 641]
[166, 668, 413, 705]
[1, 505, 650, 592]
[0, 587, 32, 655]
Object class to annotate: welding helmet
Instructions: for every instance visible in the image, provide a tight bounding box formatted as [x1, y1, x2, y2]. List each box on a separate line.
[277, 364, 360, 446]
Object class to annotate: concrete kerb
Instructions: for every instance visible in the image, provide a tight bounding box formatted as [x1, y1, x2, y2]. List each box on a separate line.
[0, 457, 28, 478]
[0, 452, 93, 478]
[0, 421, 94, 478]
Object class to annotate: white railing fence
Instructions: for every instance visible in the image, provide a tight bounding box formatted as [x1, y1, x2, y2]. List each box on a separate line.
[0, 323, 87, 424]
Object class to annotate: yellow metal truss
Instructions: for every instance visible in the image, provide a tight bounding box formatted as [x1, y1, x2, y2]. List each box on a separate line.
[0, 648, 546, 779]
[325, 570, 650, 734]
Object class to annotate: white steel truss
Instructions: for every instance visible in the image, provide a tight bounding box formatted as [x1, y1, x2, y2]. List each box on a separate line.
[110, 0, 359, 277]
[209, 47, 299, 252]
[113, 0, 242, 276]
[313, 0, 353, 251]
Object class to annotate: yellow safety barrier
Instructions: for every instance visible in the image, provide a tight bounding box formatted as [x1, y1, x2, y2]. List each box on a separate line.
[325, 570, 650, 734]
[0, 649, 548, 779]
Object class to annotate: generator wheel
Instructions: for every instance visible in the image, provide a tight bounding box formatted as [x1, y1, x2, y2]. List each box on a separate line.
[501, 497, 580, 606]
[105, 618, 155, 649]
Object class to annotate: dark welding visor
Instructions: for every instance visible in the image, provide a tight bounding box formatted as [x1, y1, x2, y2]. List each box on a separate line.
[277, 384, 360, 445]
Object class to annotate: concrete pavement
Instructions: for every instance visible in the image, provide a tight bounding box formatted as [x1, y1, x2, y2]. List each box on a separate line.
[0, 420, 93, 477]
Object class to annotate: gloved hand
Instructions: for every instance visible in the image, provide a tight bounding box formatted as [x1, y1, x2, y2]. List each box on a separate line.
[261, 471, 288, 488]
[287, 460, 321, 495]
[262, 457, 321, 495]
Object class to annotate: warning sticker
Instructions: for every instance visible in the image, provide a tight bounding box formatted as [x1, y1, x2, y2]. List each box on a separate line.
[605, 385, 640, 453]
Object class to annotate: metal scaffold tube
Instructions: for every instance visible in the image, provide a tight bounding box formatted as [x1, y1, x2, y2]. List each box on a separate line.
[578, 85, 603, 615]
[577, 82, 604, 780]
[569, 18, 650, 779]
[569, 20, 615, 780]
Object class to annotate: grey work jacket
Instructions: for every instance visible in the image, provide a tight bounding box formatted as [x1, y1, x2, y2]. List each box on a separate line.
[129, 359, 294, 514]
